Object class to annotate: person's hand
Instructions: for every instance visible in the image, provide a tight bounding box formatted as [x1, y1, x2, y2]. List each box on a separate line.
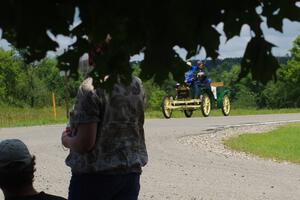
[61, 130, 70, 148]
[197, 72, 205, 77]
[105, 34, 112, 43]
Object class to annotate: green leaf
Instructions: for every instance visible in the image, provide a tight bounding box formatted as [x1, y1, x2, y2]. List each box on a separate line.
[239, 37, 280, 84]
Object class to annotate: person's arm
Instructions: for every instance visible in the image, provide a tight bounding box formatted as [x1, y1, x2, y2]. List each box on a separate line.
[62, 122, 97, 154]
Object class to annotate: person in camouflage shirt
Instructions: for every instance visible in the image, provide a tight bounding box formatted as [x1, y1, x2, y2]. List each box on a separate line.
[62, 76, 148, 200]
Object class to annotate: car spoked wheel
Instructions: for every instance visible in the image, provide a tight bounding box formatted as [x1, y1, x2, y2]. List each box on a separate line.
[162, 96, 173, 119]
[222, 94, 230, 116]
[201, 93, 211, 117]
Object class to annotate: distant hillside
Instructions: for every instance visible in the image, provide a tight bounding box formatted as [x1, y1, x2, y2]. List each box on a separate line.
[130, 56, 290, 72]
[191, 56, 290, 71]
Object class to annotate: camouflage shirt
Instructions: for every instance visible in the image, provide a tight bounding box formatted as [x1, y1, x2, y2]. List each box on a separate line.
[66, 76, 148, 174]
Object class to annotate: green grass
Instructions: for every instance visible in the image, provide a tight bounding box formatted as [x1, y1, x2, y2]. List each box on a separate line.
[0, 106, 68, 128]
[146, 108, 300, 119]
[224, 123, 300, 164]
[0, 106, 300, 128]
[229, 108, 300, 115]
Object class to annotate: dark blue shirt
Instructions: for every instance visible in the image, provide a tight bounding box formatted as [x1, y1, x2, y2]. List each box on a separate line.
[184, 65, 198, 84]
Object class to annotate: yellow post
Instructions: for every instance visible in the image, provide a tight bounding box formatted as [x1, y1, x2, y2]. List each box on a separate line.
[52, 92, 57, 120]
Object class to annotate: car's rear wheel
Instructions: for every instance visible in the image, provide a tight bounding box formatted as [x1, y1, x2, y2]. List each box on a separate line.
[222, 94, 230, 116]
[184, 110, 193, 118]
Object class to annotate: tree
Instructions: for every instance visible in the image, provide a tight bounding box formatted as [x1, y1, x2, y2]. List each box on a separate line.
[0, 49, 28, 106]
[255, 36, 300, 108]
[0, 48, 82, 107]
[0, 1, 299, 87]
[278, 36, 300, 107]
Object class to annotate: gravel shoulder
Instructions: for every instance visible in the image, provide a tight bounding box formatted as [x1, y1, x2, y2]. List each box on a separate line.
[178, 124, 280, 161]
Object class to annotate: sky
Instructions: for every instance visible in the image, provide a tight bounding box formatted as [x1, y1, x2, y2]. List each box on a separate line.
[130, 19, 300, 61]
[1, 12, 300, 61]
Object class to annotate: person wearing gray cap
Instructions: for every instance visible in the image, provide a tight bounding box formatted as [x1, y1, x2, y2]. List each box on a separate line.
[0, 139, 66, 200]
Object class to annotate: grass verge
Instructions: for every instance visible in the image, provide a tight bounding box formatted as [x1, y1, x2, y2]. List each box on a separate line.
[145, 108, 300, 119]
[0, 106, 67, 128]
[223, 123, 300, 164]
[0, 106, 300, 128]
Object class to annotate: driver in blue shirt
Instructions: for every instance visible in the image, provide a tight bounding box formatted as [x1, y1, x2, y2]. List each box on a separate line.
[197, 61, 211, 90]
[184, 61, 211, 98]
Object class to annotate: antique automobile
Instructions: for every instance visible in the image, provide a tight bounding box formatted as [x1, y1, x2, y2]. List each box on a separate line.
[161, 82, 230, 118]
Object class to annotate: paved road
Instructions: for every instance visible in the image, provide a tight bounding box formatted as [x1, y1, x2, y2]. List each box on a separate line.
[0, 113, 300, 200]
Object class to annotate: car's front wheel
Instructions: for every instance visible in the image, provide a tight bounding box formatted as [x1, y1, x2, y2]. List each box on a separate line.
[201, 93, 211, 117]
[162, 96, 173, 119]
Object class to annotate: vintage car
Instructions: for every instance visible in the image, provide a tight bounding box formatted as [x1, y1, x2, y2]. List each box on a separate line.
[161, 82, 230, 118]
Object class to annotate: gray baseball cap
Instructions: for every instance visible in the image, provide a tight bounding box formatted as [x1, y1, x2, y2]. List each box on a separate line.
[0, 139, 32, 172]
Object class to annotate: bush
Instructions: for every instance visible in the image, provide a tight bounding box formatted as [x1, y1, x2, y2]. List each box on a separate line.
[231, 85, 257, 108]
[143, 79, 166, 110]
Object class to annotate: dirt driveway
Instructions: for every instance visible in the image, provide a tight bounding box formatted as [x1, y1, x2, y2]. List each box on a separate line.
[1, 113, 300, 200]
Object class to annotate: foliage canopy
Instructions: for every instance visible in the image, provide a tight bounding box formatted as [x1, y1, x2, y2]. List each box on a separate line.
[0, 1, 299, 86]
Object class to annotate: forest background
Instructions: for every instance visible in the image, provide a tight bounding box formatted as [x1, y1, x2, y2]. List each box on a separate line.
[0, 36, 299, 126]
